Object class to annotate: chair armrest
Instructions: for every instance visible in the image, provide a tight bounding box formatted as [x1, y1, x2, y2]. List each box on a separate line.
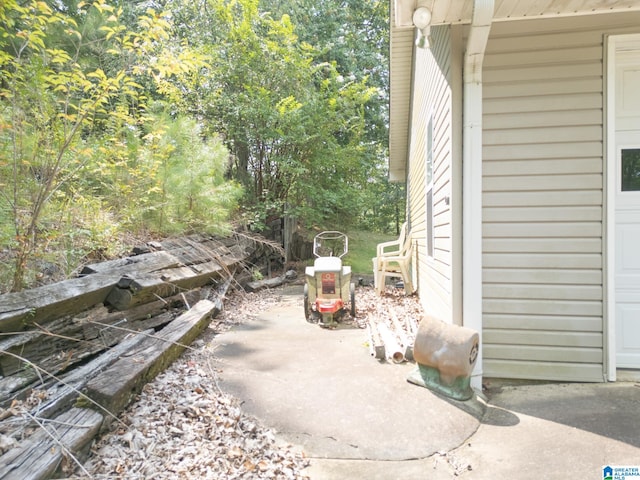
[376, 239, 402, 257]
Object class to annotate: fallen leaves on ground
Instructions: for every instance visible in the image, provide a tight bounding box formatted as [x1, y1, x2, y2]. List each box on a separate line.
[69, 288, 309, 480]
[69, 283, 423, 479]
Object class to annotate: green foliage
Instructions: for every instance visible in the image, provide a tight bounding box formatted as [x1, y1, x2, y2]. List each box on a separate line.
[137, 109, 243, 234]
[0, 0, 398, 292]
[163, 0, 396, 233]
[342, 229, 397, 274]
[0, 0, 136, 291]
[0, 0, 240, 292]
[264, 0, 389, 142]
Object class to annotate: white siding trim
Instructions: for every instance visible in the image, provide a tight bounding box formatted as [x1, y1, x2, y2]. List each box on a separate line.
[606, 34, 616, 382]
[605, 32, 640, 381]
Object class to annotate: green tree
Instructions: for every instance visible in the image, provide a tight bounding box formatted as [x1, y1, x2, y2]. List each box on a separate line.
[139, 107, 243, 233]
[263, 0, 403, 232]
[0, 0, 226, 291]
[0, 0, 139, 290]
[162, 0, 381, 231]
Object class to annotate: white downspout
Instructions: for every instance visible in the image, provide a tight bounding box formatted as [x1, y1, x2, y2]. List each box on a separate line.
[463, 0, 493, 391]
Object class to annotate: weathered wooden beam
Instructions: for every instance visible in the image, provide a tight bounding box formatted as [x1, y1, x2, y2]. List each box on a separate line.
[79, 250, 181, 275]
[0, 290, 202, 403]
[80, 236, 237, 275]
[0, 329, 153, 431]
[84, 299, 218, 417]
[245, 270, 297, 292]
[0, 236, 243, 333]
[0, 275, 121, 334]
[78, 288, 201, 343]
[105, 248, 246, 310]
[0, 251, 182, 334]
[245, 274, 287, 292]
[0, 407, 103, 480]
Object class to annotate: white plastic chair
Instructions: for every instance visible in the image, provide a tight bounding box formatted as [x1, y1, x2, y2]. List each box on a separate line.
[372, 222, 414, 295]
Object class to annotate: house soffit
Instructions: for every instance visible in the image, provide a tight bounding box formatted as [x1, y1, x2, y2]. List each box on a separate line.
[394, 0, 640, 28]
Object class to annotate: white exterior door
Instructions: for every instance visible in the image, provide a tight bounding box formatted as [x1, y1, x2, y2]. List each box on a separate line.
[614, 39, 640, 369]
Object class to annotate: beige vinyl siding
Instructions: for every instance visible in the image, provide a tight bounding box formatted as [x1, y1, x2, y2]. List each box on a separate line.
[480, 15, 625, 382]
[407, 25, 458, 323]
[482, 12, 640, 381]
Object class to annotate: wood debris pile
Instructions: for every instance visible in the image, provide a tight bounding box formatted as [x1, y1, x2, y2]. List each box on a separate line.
[0, 233, 286, 479]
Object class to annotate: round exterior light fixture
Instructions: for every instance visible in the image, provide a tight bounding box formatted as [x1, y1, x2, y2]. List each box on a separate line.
[412, 7, 432, 29]
[413, 7, 432, 49]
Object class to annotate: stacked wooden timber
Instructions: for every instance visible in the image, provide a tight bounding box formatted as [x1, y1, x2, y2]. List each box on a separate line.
[0, 233, 268, 480]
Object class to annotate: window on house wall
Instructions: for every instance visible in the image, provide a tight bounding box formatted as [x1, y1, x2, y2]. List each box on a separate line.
[621, 148, 640, 191]
[426, 116, 434, 258]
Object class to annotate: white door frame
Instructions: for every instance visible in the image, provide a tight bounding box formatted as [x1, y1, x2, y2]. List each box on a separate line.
[605, 33, 640, 381]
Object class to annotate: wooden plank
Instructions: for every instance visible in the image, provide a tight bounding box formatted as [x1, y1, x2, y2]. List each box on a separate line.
[77, 288, 201, 344]
[0, 328, 152, 418]
[0, 407, 103, 480]
[0, 310, 109, 378]
[0, 275, 121, 334]
[81, 239, 234, 275]
[167, 239, 235, 267]
[79, 250, 181, 275]
[246, 273, 289, 292]
[84, 299, 218, 417]
[0, 235, 246, 333]
[105, 248, 245, 310]
[0, 290, 200, 401]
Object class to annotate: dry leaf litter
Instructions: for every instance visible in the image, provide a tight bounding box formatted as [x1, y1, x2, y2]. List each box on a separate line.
[63, 283, 424, 480]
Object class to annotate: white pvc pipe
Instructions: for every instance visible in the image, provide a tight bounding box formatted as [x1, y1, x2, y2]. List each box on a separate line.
[377, 322, 406, 364]
[368, 322, 385, 359]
